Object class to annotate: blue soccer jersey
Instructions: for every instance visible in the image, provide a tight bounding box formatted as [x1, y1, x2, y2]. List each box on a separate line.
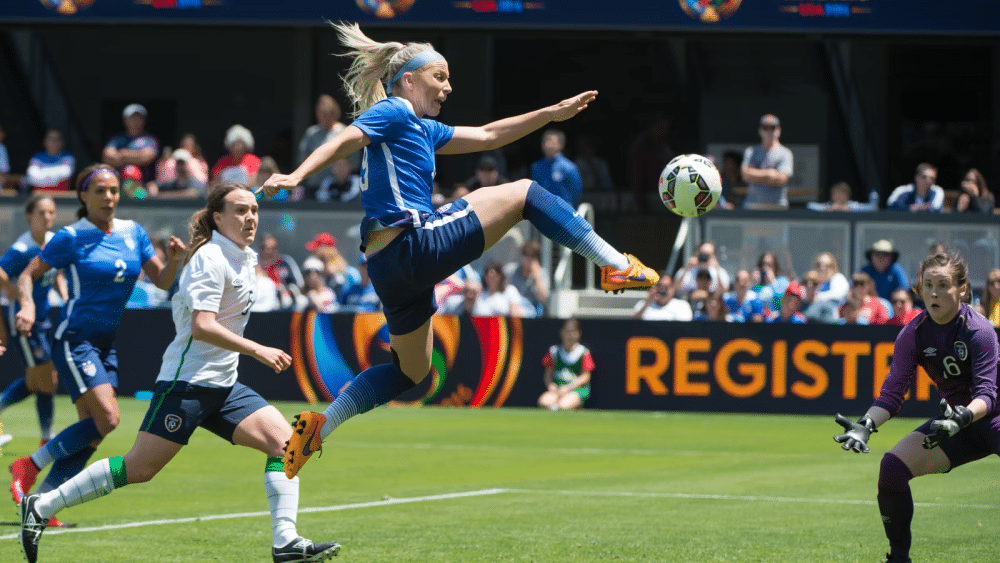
[352, 97, 454, 239]
[41, 218, 155, 346]
[0, 231, 57, 322]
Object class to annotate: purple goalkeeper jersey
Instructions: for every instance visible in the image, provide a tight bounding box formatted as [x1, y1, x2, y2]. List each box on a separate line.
[874, 303, 999, 416]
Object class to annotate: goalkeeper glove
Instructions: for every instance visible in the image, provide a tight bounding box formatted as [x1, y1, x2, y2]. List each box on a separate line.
[922, 399, 973, 450]
[833, 413, 877, 453]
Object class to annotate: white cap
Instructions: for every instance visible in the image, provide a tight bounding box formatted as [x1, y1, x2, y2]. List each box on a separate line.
[122, 103, 147, 118]
[302, 256, 325, 273]
[171, 148, 192, 162]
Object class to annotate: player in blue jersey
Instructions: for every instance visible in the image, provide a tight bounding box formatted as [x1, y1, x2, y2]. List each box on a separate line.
[8, 164, 186, 518]
[833, 251, 1000, 563]
[18, 183, 339, 563]
[0, 196, 67, 449]
[261, 23, 659, 479]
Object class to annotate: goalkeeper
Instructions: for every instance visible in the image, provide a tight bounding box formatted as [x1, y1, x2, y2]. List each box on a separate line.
[832, 251, 999, 563]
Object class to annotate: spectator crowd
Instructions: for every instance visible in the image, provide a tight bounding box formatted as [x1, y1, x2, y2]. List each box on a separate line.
[2, 107, 997, 326]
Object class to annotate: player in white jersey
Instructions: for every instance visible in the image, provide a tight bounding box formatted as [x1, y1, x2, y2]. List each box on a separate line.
[9, 165, 184, 529]
[18, 183, 339, 563]
[0, 196, 67, 448]
[263, 23, 658, 481]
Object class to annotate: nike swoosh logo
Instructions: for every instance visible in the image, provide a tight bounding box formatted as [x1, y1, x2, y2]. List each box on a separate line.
[302, 433, 316, 456]
[612, 272, 645, 282]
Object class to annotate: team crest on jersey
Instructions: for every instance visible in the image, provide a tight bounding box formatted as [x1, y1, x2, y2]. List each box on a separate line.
[124, 234, 136, 250]
[81, 361, 97, 377]
[164, 414, 182, 432]
[954, 341, 968, 361]
[33, 348, 44, 359]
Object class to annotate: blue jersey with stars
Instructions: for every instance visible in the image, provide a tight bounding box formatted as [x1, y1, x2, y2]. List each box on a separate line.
[0, 231, 57, 323]
[41, 218, 155, 346]
[352, 97, 454, 243]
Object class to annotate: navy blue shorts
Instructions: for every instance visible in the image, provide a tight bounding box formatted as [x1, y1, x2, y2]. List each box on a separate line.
[915, 410, 1000, 470]
[53, 339, 118, 401]
[139, 381, 269, 446]
[3, 308, 52, 368]
[367, 199, 485, 335]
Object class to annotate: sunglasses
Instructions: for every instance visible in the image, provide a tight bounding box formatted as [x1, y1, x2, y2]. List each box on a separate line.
[892, 299, 908, 304]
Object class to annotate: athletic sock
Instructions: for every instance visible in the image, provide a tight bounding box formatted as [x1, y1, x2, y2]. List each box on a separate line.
[38, 446, 96, 494]
[522, 181, 629, 270]
[320, 362, 416, 439]
[36, 393, 54, 441]
[265, 457, 299, 547]
[0, 378, 30, 411]
[877, 453, 914, 560]
[35, 456, 127, 520]
[30, 418, 101, 470]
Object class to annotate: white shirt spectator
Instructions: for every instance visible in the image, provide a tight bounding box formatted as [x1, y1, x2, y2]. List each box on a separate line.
[251, 267, 280, 312]
[815, 271, 850, 304]
[633, 298, 694, 321]
[473, 285, 523, 317]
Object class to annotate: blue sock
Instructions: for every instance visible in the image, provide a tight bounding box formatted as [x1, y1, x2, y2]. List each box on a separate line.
[0, 378, 30, 410]
[30, 418, 101, 470]
[522, 181, 629, 270]
[320, 362, 416, 439]
[37, 446, 96, 493]
[36, 393, 54, 441]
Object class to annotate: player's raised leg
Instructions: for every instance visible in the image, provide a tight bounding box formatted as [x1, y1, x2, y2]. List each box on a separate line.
[463, 179, 658, 293]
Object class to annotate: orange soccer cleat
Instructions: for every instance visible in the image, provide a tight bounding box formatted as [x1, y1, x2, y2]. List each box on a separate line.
[283, 412, 325, 479]
[600, 254, 659, 294]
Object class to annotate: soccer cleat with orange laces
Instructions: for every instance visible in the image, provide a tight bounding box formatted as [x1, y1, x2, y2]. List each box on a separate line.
[600, 254, 659, 294]
[10, 457, 40, 504]
[283, 412, 325, 479]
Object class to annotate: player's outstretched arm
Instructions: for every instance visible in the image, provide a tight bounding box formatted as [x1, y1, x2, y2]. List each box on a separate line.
[439, 91, 598, 155]
[922, 399, 976, 450]
[263, 126, 369, 197]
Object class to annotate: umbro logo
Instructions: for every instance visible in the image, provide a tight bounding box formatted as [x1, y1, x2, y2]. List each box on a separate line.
[923, 347, 937, 357]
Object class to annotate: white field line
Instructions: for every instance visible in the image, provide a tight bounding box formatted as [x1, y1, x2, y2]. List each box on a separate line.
[503, 488, 1000, 510]
[0, 488, 506, 541]
[3, 486, 996, 541]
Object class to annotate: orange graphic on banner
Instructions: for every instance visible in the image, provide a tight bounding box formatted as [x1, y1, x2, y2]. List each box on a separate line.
[289, 311, 318, 404]
[492, 317, 523, 407]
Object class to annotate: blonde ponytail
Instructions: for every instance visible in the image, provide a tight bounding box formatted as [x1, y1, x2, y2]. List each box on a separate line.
[331, 22, 437, 117]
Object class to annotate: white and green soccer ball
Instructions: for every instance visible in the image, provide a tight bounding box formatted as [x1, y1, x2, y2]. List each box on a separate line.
[658, 153, 723, 217]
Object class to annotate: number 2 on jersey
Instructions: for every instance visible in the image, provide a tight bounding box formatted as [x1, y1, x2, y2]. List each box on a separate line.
[114, 258, 128, 282]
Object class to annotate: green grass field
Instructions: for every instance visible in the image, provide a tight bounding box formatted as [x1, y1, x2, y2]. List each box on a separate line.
[0, 398, 996, 562]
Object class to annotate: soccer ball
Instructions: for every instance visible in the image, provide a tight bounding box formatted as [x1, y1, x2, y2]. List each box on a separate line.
[658, 154, 723, 217]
